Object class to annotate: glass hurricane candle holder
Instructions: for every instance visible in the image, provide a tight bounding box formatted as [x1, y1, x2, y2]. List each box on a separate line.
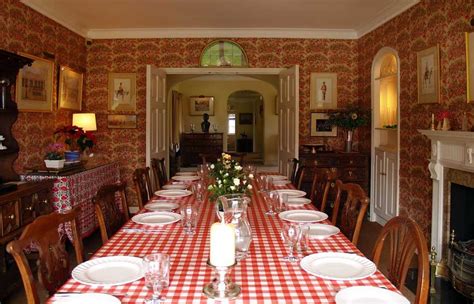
[203, 259, 240, 300]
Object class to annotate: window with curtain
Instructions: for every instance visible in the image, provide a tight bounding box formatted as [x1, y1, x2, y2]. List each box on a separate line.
[200, 40, 248, 67]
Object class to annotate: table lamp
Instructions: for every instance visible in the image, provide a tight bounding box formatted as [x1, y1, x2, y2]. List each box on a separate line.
[72, 113, 97, 131]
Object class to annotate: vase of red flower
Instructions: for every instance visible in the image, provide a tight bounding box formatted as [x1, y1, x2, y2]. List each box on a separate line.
[54, 125, 96, 161]
[436, 110, 451, 131]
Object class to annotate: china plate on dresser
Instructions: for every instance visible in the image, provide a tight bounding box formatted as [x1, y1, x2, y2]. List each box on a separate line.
[307, 223, 340, 239]
[172, 175, 200, 182]
[145, 201, 180, 212]
[132, 211, 182, 226]
[154, 189, 192, 198]
[274, 189, 307, 198]
[278, 210, 328, 223]
[72, 256, 143, 286]
[335, 286, 409, 304]
[300, 253, 376, 281]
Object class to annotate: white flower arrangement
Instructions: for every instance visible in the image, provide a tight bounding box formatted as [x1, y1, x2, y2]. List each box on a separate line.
[208, 153, 252, 201]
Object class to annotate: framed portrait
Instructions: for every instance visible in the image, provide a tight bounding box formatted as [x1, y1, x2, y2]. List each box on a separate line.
[107, 114, 137, 129]
[239, 113, 253, 125]
[310, 73, 337, 110]
[189, 96, 214, 116]
[58, 66, 83, 110]
[466, 32, 474, 103]
[15, 53, 54, 112]
[108, 73, 137, 112]
[310, 113, 337, 136]
[417, 45, 440, 104]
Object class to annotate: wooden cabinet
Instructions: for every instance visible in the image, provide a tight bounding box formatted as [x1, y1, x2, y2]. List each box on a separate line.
[180, 133, 223, 166]
[0, 180, 53, 300]
[373, 148, 398, 223]
[299, 151, 370, 196]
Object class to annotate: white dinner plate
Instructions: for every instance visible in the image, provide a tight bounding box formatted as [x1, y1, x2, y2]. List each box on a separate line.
[145, 201, 180, 212]
[172, 175, 200, 182]
[176, 172, 197, 176]
[72, 256, 143, 286]
[268, 175, 288, 181]
[273, 180, 292, 186]
[336, 286, 410, 304]
[53, 293, 121, 304]
[274, 189, 307, 198]
[154, 189, 192, 198]
[300, 252, 376, 281]
[287, 197, 312, 206]
[132, 211, 182, 226]
[162, 184, 187, 190]
[307, 223, 340, 239]
[278, 210, 328, 223]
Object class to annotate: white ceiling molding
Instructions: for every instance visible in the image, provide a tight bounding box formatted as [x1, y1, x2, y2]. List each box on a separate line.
[20, 0, 88, 37]
[87, 28, 358, 40]
[356, 0, 420, 38]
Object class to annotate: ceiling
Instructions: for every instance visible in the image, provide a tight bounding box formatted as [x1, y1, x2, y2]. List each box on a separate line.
[21, 0, 419, 39]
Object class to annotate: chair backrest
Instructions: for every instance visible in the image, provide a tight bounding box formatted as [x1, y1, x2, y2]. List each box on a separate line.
[150, 158, 162, 191]
[93, 182, 129, 244]
[6, 208, 83, 304]
[332, 180, 369, 246]
[293, 165, 306, 190]
[200, 153, 220, 164]
[288, 158, 299, 183]
[133, 167, 152, 210]
[310, 168, 338, 213]
[372, 216, 429, 304]
[158, 158, 168, 186]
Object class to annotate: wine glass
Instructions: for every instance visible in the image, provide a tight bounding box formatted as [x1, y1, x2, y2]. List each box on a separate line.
[180, 204, 198, 235]
[281, 223, 301, 263]
[262, 191, 276, 216]
[143, 253, 170, 303]
[269, 191, 280, 213]
[191, 181, 205, 203]
[278, 193, 288, 212]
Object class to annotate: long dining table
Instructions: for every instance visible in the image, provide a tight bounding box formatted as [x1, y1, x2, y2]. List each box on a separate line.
[51, 175, 399, 303]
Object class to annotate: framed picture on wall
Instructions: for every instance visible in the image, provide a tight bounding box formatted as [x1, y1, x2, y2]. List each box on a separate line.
[466, 32, 474, 103]
[189, 96, 214, 116]
[310, 73, 337, 110]
[58, 66, 83, 111]
[15, 53, 54, 112]
[108, 73, 137, 112]
[310, 113, 337, 136]
[417, 45, 440, 104]
[107, 114, 137, 129]
[239, 113, 253, 124]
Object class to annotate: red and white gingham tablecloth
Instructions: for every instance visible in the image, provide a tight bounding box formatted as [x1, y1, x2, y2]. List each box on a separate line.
[52, 176, 397, 303]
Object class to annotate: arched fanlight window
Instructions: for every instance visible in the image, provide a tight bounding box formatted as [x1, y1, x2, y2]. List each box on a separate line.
[200, 40, 248, 67]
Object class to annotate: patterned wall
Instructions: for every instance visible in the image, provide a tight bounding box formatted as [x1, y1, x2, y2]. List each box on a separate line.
[0, 0, 87, 171]
[85, 38, 359, 203]
[358, 0, 473, 237]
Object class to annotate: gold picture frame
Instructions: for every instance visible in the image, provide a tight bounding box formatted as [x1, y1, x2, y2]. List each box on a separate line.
[108, 73, 137, 112]
[310, 113, 337, 137]
[466, 32, 474, 103]
[15, 53, 54, 112]
[189, 96, 214, 116]
[107, 114, 137, 129]
[58, 66, 83, 111]
[417, 45, 440, 104]
[310, 73, 337, 110]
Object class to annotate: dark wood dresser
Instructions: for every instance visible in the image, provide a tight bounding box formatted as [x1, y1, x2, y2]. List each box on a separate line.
[180, 133, 223, 166]
[299, 150, 370, 196]
[0, 180, 54, 300]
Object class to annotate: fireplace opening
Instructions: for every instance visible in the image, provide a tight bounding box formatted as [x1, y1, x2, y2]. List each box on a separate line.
[450, 183, 474, 242]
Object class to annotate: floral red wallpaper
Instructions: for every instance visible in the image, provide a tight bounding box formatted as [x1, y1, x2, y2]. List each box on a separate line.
[0, 0, 87, 171]
[358, 0, 473, 238]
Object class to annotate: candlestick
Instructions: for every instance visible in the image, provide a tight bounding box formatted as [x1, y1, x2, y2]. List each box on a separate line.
[210, 222, 235, 267]
[431, 113, 435, 130]
[203, 260, 240, 300]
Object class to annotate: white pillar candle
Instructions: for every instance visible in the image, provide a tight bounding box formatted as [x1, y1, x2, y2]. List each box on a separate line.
[210, 222, 235, 267]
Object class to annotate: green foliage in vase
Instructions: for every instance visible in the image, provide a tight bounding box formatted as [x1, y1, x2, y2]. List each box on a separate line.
[326, 104, 371, 130]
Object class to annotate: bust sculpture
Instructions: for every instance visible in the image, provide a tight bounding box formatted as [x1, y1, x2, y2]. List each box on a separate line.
[201, 113, 210, 133]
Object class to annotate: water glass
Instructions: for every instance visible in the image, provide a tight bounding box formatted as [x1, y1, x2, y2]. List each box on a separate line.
[269, 191, 280, 212]
[281, 223, 301, 263]
[278, 193, 288, 212]
[191, 181, 205, 202]
[297, 224, 310, 254]
[143, 253, 170, 303]
[257, 174, 267, 191]
[262, 191, 276, 216]
[180, 204, 198, 235]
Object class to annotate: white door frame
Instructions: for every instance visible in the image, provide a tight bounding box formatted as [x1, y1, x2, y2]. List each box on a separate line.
[370, 47, 401, 224]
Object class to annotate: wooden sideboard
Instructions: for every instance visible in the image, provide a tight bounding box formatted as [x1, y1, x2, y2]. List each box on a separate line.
[0, 180, 54, 300]
[299, 150, 370, 197]
[180, 133, 223, 166]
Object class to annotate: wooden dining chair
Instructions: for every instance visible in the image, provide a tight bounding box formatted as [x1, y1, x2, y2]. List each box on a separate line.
[157, 157, 168, 186]
[331, 180, 369, 246]
[151, 158, 163, 191]
[93, 182, 129, 244]
[133, 167, 153, 210]
[310, 168, 337, 213]
[6, 208, 83, 304]
[372, 216, 429, 304]
[293, 165, 306, 190]
[288, 158, 299, 183]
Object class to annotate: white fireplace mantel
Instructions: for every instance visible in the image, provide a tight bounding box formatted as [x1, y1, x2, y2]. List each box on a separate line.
[418, 129, 474, 261]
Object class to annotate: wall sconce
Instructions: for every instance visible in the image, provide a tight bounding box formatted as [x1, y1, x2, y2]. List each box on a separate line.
[72, 113, 97, 131]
